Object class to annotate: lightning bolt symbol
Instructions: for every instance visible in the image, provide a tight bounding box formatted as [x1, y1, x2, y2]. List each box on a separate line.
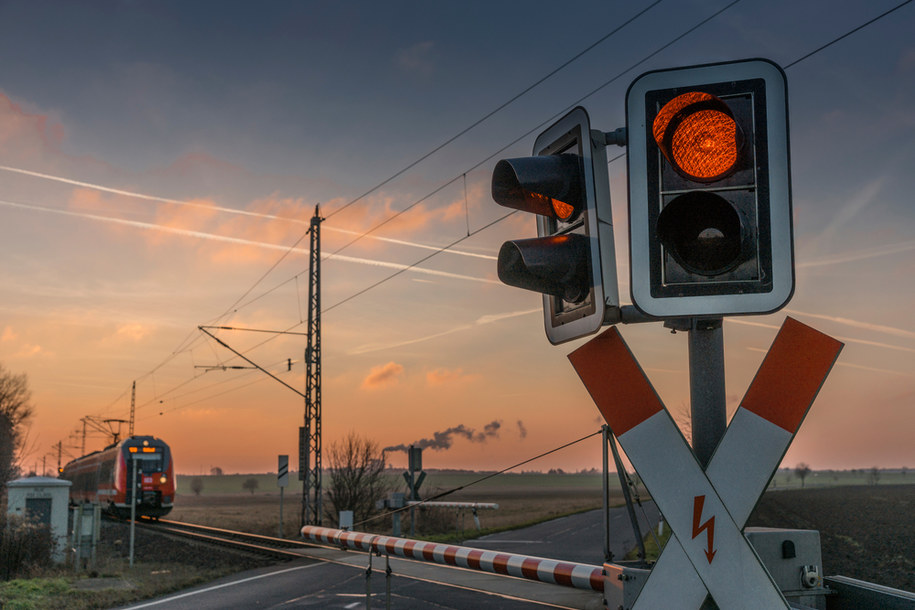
[692, 495, 717, 564]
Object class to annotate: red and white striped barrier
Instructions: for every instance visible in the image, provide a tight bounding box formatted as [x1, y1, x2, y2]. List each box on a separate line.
[405, 501, 498, 509]
[301, 525, 604, 592]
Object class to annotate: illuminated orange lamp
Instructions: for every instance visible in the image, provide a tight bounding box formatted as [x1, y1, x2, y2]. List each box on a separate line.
[653, 91, 741, 182]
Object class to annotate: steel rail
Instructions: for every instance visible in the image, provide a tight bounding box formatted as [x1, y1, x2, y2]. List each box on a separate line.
[130, 517, 310, 560]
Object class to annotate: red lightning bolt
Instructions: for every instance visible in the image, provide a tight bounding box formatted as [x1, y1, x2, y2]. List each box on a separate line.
[692, 495, 717, 564]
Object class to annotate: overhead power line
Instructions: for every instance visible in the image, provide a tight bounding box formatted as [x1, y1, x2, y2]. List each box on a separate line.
[785, 0, 913, 69]
[324, 1, 663, 221]
[86, 0, 907, 432]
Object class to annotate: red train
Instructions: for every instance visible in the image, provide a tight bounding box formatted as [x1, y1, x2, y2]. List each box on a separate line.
[61, 435, 175, 518]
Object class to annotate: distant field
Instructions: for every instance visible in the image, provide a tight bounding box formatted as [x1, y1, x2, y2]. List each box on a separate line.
[176, 469, 914, 497]
[171, 472, 616, 538]
[171, 469, 913, 543]
[175, 471, 610, 497]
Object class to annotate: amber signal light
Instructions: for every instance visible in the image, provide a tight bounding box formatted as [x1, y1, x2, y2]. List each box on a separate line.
[653, 91, 742, 182]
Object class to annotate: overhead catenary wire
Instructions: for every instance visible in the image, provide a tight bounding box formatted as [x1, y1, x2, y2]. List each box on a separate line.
[321, 0, 744, 264]
[201, 0, 748, 325]
[323, 1, 663, 221]
[202, 2, 670, 325]
[80, 0, 908, 437]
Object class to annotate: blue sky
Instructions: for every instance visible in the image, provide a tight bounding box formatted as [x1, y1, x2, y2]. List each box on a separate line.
[0, 0, 912, 474]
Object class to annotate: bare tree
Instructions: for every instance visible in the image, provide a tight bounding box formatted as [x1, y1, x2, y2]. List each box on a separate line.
[242, 478, 259, 494]
[327, 432, 392, 526]
[867, 466, 881, 486]
[0, 364, 35, 488]
[190, 478, 204, 496]
[795, 463, 812, 488]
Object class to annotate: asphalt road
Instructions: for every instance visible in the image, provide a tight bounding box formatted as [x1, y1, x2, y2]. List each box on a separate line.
[117, 559, 567, 609]
[117, 503, 659, 609]
[464, 502, 660, 565]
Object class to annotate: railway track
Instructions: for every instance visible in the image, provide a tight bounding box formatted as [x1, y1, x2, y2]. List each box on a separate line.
[123, 517, 316, 561]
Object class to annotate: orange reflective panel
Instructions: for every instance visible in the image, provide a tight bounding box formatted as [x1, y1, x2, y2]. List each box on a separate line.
[525, 190, 574, 221]
[653, 92, 739, 181]
[550, 198, 575, 221]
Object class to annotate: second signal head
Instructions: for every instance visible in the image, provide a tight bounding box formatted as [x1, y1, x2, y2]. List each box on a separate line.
[491, 106, 619, 345]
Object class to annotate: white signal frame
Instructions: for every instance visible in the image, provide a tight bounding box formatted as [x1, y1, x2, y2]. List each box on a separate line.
[626, 58, 793, 319]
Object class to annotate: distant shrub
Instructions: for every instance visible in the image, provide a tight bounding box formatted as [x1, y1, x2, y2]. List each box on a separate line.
[190, 478, 204, 496]
[0, 514, 53, 580]
[242, 478, 259, 494]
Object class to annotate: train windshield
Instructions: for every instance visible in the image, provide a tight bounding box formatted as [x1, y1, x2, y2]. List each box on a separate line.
[124, 448, 166, 473]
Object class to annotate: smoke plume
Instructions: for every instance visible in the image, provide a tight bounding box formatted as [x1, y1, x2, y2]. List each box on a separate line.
[385, 420, 501, 453]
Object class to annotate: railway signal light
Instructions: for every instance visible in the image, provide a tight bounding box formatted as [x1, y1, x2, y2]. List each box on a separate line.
[626, 59, 793, 318]
[492, 106, 618, 344]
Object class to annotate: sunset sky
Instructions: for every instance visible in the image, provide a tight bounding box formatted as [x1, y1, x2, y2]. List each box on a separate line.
[1, 1, 912, 476]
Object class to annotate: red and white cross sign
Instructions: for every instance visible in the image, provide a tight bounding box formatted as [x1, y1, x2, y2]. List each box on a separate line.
[569, 317, 843, 608]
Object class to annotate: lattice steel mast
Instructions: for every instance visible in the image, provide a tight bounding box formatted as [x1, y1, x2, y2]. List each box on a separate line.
[302, 204, 323, 526]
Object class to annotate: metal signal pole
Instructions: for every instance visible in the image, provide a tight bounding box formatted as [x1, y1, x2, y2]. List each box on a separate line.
[302, 205, 324, 526]
[687, 318, 727, 469]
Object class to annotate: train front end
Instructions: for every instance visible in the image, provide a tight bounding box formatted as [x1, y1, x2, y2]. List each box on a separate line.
[116, 436, 175, 518]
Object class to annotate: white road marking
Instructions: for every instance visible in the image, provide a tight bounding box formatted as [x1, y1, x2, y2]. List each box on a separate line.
[121, 563, 322, 608]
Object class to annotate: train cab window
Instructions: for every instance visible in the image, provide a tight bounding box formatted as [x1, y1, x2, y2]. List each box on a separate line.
[131, 453, 164, 473]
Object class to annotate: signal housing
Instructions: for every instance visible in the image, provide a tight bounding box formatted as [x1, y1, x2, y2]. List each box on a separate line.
[626, 58, 793, 318]
[492, 106, 618, 344]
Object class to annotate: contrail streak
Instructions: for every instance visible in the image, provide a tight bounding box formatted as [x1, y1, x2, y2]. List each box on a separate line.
[797, 240, 915, 268]
[784, 309, 915, 341]
[0, 198, 498, 285]
[728, 318, 915, 354]
[746, 347, 910, 378]
[348, 307, 539, 354]
[0, 164, 494, 260]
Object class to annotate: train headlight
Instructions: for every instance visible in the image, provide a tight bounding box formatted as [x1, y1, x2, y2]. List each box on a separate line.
[159, 476, 167, 484]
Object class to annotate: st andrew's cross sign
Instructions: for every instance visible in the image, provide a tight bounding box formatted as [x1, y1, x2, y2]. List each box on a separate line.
[568, 318, 842, 608]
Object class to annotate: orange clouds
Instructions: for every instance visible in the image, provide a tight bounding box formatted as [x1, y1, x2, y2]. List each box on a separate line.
[0, 93, 64, 163]
[361, 364, 477, 390]
[2, 326, 48, 359]
[362, 361, 404, 389]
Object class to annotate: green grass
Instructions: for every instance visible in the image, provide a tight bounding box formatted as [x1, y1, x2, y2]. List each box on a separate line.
[624, 521, 672, 562]
[0, 577, 70, 609]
